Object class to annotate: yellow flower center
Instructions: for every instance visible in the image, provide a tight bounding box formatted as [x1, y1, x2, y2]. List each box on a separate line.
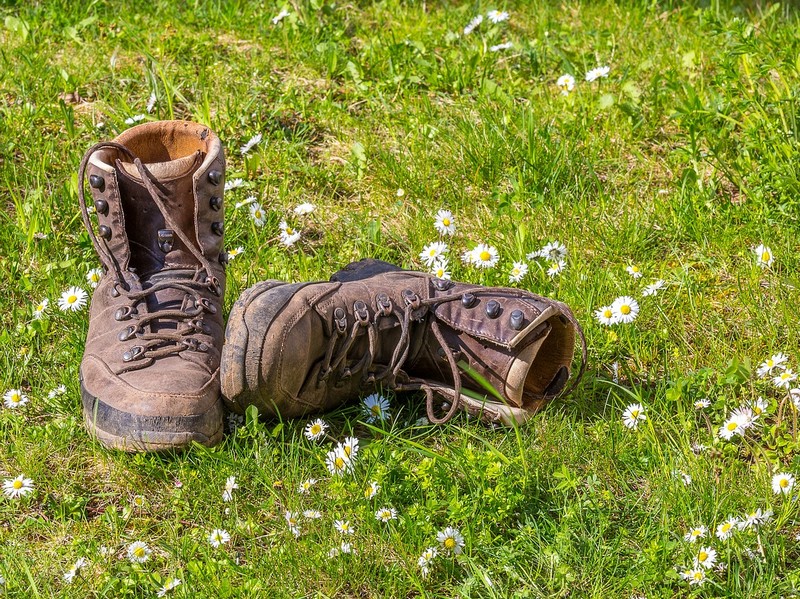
[67, 295, 77, 303]
[13, 480, 22, 489]
[444, 537, 456, 549]
[767, 359, 775, 367]
[698, 551, 708, 562]
[442, 218, 450, 226]
[727, 422, 738, 431]
[721, 523, 731, 532]
[134, 547, 145, 558]
[780, 478, 789, 488]
[37, 304, 44, 311]
[631, 266, 639, 273]
[310, 424, 321, 435]
[436, 269, 444, 277]
[335, 457, 344, 469]
[761, 251, 771, 262]
[91, 273, 100, 281]
[370, 405, 381, 416]
[255, 211, 262, 219]
[630, 410, 639, 418]
[479, 251, 491, 261]
[693, 571, 703, 581]
[620, 305, 631, 315]
[603, 309, 612, 318]
[11, 393, 20, 403]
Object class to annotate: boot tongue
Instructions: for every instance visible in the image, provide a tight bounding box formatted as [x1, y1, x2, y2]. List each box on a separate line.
[115, 151, 204, 276]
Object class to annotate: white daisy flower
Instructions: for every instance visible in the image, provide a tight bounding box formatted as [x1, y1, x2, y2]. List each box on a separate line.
[547, 259, 566, 277]
[430, 258, 451, 280]
[681, 568, 707, 586]
[47, 385, 67, 399]
[585, 66, 610, 82]
[126, 541, 151, 563]
[739, 508, 772, 530]
[240, 133, 262, 155]
[418, 546, 438, 577]
[375, 507, 397, 522]
[340, 436, 359, 461]
[298, 478, 317, 494]
[157, 577, 182, 596]
[364, 481, 380, 499]
[124, 114, 145, 125]
[750, 397, 769, 419]
[208, 528, 231, 547]
[304, 418, 328, 441]
[684, 525, 707, 543]
[272, 8, 290, 24]
[694, 546, 717, 569]
[63, 557, 88, 583]
[508, 261, 528, 283]
[594, 306, 615, 326]
[3, 474, 33, 498]
[461, 248, 476, 265]
[248, 203, 266, 226]
[222, 476, 238, 502]
[757, 353, 788, 377]
[556, 74, 575, 95]
[285, 511, 301, 536]
[772, 472, 795, 495]
[718, 411, 751, 440]
[790, 388, 800, 409]
[3, 388, 29, 409]
[57, 286, 88, 312]
[694, 399, 710, 409]
[622, 403, 646, 430]
[540, 241, 567, 261]
[86, 267, 103, 288]
[234, 195, 257, 209]
[294, 202, 315, 215]
[419, 241, 448, 267]
[489, 42, 513, 52]
[433, 209, 456, 236]
[437, 526, 465, 554]
[334, 520, 354, 535]
[303, 509, 322, 519]
[773, 369, 797, 389]
[279, 221, 301, 247]
[146, 92, 157, 113]
[339, 541, 353, 554]
[463, 14, 483, 35]
[224, 178, 244, 191]
[611, 296, 639, 324]
[642, 279, 665, 296]
[326, 447, 354, 476]
[33, 298, 49, 319]
[362, 393, 390, 422]
[753, 243, 774, 268]
[626, 265, 643, 279]
[716, 518, 738, 540]
[471, 244, 499, 269]
[227, 246, 244, 260]
[486, 9, 509, 23]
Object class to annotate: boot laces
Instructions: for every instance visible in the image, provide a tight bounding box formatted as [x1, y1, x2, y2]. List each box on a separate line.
[78, 142, 220, 369]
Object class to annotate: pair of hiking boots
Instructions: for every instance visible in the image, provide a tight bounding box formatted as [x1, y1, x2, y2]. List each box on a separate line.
[78, 120, 585, 452]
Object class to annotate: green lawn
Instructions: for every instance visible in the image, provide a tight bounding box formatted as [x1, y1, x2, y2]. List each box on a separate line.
[2, 0, 800, 596]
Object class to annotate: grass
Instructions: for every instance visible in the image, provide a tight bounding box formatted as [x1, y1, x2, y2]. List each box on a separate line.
[2, 0, 800, 596]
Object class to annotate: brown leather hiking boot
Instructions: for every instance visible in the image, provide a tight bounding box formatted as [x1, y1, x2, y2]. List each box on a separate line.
[78, 121, 227, 451]
[221, 259, 585, 426]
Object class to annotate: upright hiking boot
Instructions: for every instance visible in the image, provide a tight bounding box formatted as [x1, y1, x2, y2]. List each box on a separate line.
[221, 259, 585, 426]
[78, 120, 227, 451]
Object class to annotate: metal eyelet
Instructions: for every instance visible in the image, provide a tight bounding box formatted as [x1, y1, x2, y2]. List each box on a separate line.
[208, 170, 222, 185]
[94, 199, 109, 215]
[211, 222, 224, 236]
[122, 345, 144, 362]
[433, 278, 454, 291]
[89, 174, 105, 190]
[204, 276, 221, 296]
[354, 300, 369, 324]
[462, 293, 477, 308]
[375, 293, 392, 316]
[117, 325, 138, 342]
[158, 229, 174, 253]
[198, 297, 218, 314]
[485, 300, 501, 318]
[210, 196, 222, 211]
[98, 225, 112, 240]
[509, 309, 524, 330]
[114, 306, 136, 321]
[402, 289, 420, 308]
[334, 307, 347, 333]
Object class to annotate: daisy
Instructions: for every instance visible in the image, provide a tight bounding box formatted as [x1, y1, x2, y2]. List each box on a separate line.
[86, 268, 103, 288]
[3, 474, 33, 499]
[486, 9, 509, 23]
[547, 260, 566, 277]
[585, 66, 610, 82]
[208, 528, 231, 547]
[694, 399, 710, 409]
[285, 511, 301, 536]
[294, 202, 315, 215]
[430, 259, 451, 280]
[375, 507, 397, 522]
[396, 188, 405, 197]
[772, 472, 795, 495]
[716, 518, 738, 540]
[611, 296, 639, 324]
[540, 241, 568, 261]
[364, 481, 380, 499]
[489, 42, 513, 52]
[132, 495, 145, 509]
[750, 397, 768, 418]
[731, 406, 754, 428]
[126, 541, 151, 563]
[508, 261, 528, 283]
[298, 479, 317, 494]
[47, 385, 66, 398]
[339, 541, 353, 554]
[63, 557, 88, 583]
[684, 525, 707, 543]
[124, 114, 145, 125]
[594, 305, 615, 326]
[471, 244, 499, 269]
[272, 8, 290, 24]
[437, 526, 465, 554]
[642, 280, 666, 297]
[791, 388, 800, 409]
[304, 418, 328, 441]
[326, 447, 353, 476]
[433, 209, 456, 236]
[3, 388, 29, 409]
[222, 476, 238, 502]
[303, 509, 322, 519]
[224, 178, 244, 191]
[739, 508, 772, 530]
[463, 14, 483, 35]
[757, 353, 788, 377]
[334, 520, 354, 535]
[240, 133, 262, 155]
[33, 298, 49, 319]
[146, 92, 157, 113]
[556, 74, 575, 95]
[362, 393, 390, 422]
[57, 286, 88, 312]
[622, 403, 646, 430]
[418, 546, 438, 577]
[681, 568, 706, 586]
[248, 204, 267, 228]
[773, 369, 797, 389]
[234, 196, 257, 209]
[718, 412, 751, 440]
[279, 221, 301, 246]
[419, 241, 448, 267]
[626, 265, 643, 279]
[227, 246, 244, 260]
[753, 243, 774, 268]
[340, 436, 359, 461]
[694, 546, 717, 569]
[157, 578, 182, 597]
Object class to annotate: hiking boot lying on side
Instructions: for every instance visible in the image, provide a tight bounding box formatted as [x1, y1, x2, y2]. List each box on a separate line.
[78, 120, 228, 451]
[221, 259, 585, 426]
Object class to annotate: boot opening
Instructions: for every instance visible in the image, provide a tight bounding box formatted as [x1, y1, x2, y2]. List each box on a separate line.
[520, 315, 576, 406]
